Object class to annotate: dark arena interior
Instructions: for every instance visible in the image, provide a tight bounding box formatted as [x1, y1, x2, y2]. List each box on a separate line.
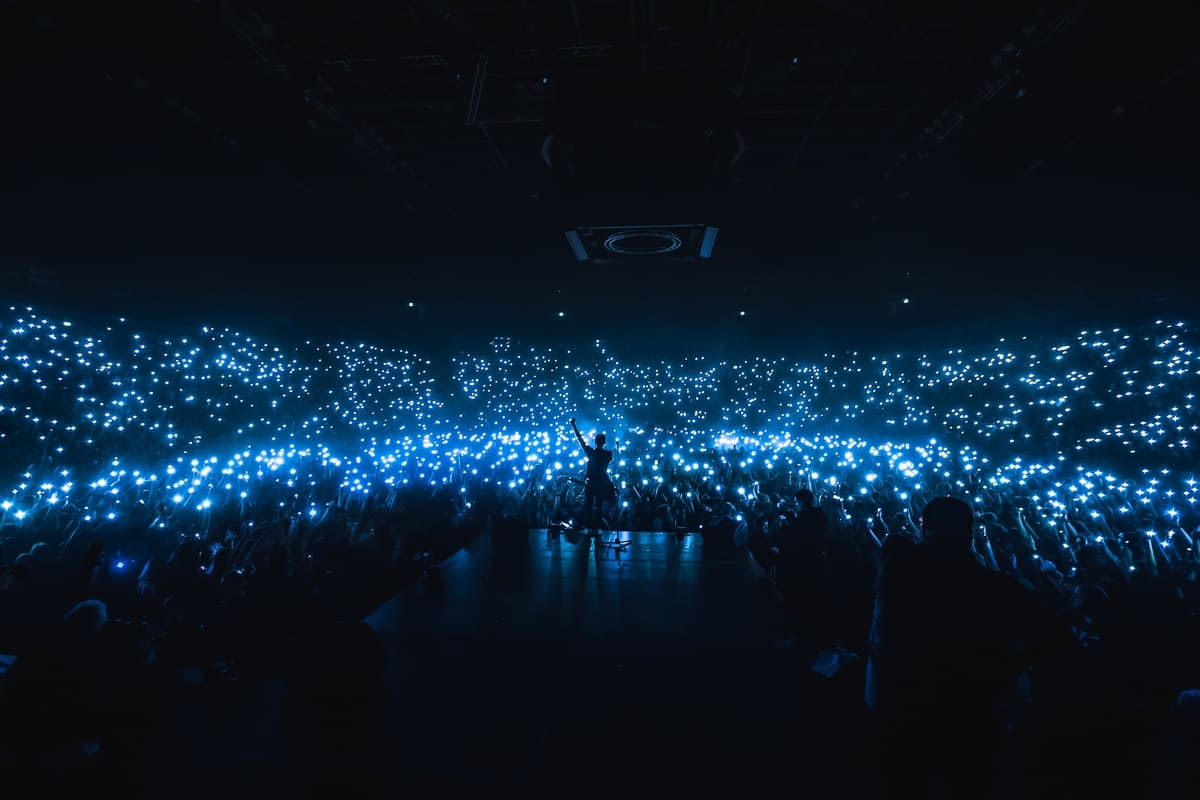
[1, 1, 1198, 796]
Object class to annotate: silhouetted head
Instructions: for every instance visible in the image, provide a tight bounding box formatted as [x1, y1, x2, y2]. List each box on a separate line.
[920, 496, 974, 551]
[795, 488, 815, 509]
[61, 598, 108, 643]
[24, 542, 50, 563]
[595, 433, 606, 447]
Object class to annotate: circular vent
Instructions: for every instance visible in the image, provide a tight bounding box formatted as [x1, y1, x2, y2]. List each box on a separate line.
[602, 230, 683, 256]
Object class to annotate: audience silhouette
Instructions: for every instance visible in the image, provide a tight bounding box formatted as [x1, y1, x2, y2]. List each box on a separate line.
[865, 496, 1069, 798]
[773, 488, 831, 642]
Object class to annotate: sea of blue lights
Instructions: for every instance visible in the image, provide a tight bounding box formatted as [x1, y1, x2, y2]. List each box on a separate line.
[1, 305, 1197, 561]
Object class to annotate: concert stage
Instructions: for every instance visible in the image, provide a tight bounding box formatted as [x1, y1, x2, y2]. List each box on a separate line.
[359, 529, 870, 789]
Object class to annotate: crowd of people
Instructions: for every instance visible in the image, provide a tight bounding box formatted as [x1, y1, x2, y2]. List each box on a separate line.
[1, 303, 1198, 793]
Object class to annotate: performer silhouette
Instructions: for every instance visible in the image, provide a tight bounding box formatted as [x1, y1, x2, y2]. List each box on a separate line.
[569, 417, 614, 532]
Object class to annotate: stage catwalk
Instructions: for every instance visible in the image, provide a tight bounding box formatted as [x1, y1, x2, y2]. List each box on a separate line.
[359, 529, 868, 789]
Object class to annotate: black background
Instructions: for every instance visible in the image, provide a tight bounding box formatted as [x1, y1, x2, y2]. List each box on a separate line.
[2, 0, 1196, 355]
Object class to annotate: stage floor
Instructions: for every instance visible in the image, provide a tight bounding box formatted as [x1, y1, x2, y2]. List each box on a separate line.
[358, 529, 869, 788]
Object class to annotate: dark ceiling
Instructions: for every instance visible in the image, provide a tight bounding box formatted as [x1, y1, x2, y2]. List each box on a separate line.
[1, 0, 1196, 351]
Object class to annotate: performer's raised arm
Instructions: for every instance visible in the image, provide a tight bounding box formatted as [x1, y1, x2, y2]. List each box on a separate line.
[569, 417, 587, 454]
